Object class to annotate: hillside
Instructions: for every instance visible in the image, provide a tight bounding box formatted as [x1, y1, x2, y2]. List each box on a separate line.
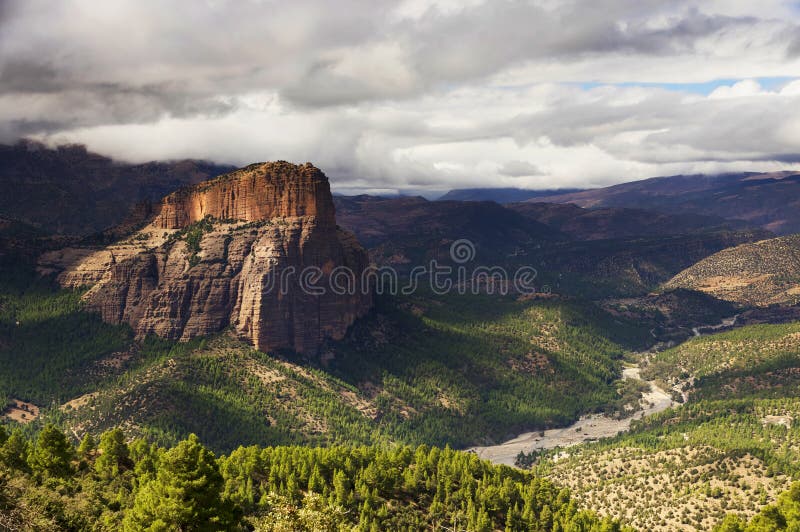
[535, 171, 800, 235]
[0, 253, 652, 452]
[0, 141, 233, 235]
[333, 194, 560, 268]
[524, 320, 800, 531]
[438, 187, 583, 203]
[533, 229, 769, 298]
[334, 195, 769, 298]
[0, 426, 626, 531]
[665, 234, 800, 306]
[509, 202, 749, 241]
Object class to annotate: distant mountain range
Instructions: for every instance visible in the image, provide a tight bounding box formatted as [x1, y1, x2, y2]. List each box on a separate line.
[507, 202, 749, 241]
[333, 194, 557, 267]
[334, 194, 768, 296]
[432, 171, 800, 234]
[533, 171, 800, 235]
[438, 187, 584, 203]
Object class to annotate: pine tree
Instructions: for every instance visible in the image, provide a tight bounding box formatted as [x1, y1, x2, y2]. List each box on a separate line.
[333, 469, 351, 505]
[123, 434, 237, 531]
[0, 429, 29, 471]
[307, 464, 324, 493]
[95, 428, 131, 478]
[129, 438, 158, 480]
[77, 433, 95, 458]
[29, 424, 73, 478]
[713, 514, 745, 531]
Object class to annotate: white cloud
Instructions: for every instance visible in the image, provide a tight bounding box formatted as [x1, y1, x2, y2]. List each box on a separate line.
[2, 0, 800, 191]
[708, 79, 767, 99]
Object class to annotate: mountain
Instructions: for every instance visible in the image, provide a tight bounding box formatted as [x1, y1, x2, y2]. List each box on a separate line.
[508, 202, 748, 240]
[334, 195, 769, 297]
[533, 171, 800, 234]
[664, 233, 800, 306]
[536, 229, 769, 297]
[333, 194, 560, 267]
[0, 140, 234, 235]
[438, 187, 584, 203]
[38, 161, 372, 354]
[5, 150, 800, 531]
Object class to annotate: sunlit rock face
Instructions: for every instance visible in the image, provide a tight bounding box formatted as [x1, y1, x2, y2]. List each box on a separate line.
[47, 161, 372, 354]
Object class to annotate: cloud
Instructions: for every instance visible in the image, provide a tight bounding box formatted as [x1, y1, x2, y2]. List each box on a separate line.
[2, 0, 800, 191]
[708, 79, 767, 98]
[498, 160, 543, 177]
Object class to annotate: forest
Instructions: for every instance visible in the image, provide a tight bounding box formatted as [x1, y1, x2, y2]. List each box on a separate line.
[520, 320, 800, 530]
[0, 424, 627, 531]
[0, 257, 651, 452]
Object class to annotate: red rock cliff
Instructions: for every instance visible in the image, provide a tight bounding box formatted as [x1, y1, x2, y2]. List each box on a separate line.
[53, 162, 372, 354]
[153, 161, 336, 228]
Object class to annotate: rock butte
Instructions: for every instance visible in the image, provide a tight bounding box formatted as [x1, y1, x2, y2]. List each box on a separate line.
[41, 161, 372, 354]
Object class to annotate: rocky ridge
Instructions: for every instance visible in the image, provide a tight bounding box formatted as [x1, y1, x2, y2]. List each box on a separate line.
[39, 162, 372, 354]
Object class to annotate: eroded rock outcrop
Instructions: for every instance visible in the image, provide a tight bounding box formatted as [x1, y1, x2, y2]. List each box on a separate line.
[41, 162, 372, 354]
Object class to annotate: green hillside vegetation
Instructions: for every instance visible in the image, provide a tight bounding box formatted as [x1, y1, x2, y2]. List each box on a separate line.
[326, 292, 648, 446]
[528, 321, 800, 531]
[716, 482, 800, 531]
[642, 321, 800, 387]
[0, 261, 649, 452]
[0, 424, 628, 531]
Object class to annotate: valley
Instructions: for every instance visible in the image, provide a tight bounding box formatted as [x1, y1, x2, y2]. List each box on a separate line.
[2, 151, 800, 530]
[470, 365, 675, 466]
[5, 5, 800, 529]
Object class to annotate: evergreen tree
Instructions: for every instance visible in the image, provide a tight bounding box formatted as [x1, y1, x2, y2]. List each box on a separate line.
[714, 514, 745, 532]
[77, 433, 95, 458]
[28, 424, 73, 478]
[95, 428, 131, 478]
[0, 429, 29, 471]
[123, 434, 237, 531]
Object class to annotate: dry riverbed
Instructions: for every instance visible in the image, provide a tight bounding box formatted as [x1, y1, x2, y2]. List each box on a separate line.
[470, 366, 675, 466]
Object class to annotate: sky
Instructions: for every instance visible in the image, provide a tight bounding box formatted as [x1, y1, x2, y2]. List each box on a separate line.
[2, 0, 800, 195]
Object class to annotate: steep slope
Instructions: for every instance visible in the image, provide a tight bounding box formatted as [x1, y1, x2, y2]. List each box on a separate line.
[39, 162, 372, 354]
[0, 140, 234, 235]
[0, 254, 650, 451]
[535, 171, 800, 234]
[523, 229, 769, 298]
[664, 234, 800, 306]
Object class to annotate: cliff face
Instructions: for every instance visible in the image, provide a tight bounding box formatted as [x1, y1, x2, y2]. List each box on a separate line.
[44, 161, 372, 354]
[153, 162, 336, 229]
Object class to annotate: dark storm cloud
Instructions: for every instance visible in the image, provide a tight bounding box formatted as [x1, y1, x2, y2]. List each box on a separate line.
[756, 153, 800, 163]
[0, 60, 61, 93]
[407, 3, 747, 83]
